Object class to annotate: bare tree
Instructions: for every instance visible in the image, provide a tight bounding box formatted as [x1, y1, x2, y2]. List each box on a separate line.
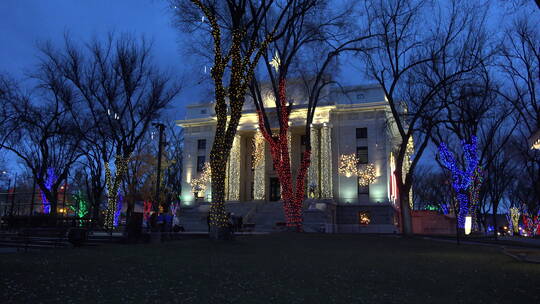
[0, 73, 83, 217]
[359, 0, 491, 234]
[39, 34, 181, 229]
[499, 15, 540, 230]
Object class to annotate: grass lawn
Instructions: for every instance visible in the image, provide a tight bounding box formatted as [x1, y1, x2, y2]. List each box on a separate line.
[1, 233, 539, 303]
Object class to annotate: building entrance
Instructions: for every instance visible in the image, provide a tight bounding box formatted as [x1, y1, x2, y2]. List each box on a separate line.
[269, 177, 281, 201]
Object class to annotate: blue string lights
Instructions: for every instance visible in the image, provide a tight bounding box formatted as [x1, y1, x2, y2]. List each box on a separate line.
[113, 192, 123, 227]
[40, 167, 57, 214]
[438, 136, 482, 229]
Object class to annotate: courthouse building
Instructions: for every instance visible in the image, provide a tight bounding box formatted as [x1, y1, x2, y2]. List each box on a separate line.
[177, 83, 405, 233]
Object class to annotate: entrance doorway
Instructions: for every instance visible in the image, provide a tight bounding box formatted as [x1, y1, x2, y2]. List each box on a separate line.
[269, 177, 281, 201]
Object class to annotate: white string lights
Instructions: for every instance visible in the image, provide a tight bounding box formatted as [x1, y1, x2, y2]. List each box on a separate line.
[320, 123, 333, 198]
[227, 135, 241, 201]
[252, 131, 266, 200]
[190, 162, 211, 197]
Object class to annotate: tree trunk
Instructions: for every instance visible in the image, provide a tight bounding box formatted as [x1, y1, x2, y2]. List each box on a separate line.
[209, 150, 232, 240]
[399, 191, 413, 235]
[492, 207, 498, 240]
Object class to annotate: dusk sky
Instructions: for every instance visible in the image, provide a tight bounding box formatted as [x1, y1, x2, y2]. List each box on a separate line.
[0, 0, 209, 121]
[0, 0, 535, 173]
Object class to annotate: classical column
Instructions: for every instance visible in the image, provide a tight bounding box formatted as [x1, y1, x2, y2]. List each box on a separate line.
[227, 134, 241, 201]
[320, 123, 333, 199]
[253, 130, 266, 200]
[307, 125, 320, 198]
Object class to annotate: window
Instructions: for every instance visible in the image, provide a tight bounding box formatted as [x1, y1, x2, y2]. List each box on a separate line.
[197, 139, 206, 150]
[357, 147, 369, 195]
[197, 156, 205, 172]
[356, 128, 367, 139]
[356, 147, 368, 164]
[356, 93, 365, 99]
[300, 135, 308, 146]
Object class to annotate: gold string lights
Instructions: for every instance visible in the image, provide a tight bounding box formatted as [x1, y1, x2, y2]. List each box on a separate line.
[338, 153, 377, 186]
[338, 154, 358, 178]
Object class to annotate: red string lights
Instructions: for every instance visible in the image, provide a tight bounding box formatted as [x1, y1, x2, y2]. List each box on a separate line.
[256, 77, 311, 230]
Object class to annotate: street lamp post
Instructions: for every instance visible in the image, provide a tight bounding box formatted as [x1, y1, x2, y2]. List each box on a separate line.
[153, 123, 166, 215]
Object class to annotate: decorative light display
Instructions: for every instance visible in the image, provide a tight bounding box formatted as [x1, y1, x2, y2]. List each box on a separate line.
[190, 0, 278, 231]
[404, 137, 415, 208]
[338, 154, 358, 178]
[69, 191, 89, 220]
[508, 207, 520, 234]
[269, 50, 281, 72]
[464, 216, 472, 235]
[358, 164, 377, 187]
[423, 204, 439, 211]
[251, 131, 265, 169]
[320, 123, 333, 198]
[252, 130, 266, 200]
[359, 212, 371, 225]
[338, 154, 377, 186]
[40, 167, 57, 214]
[227, 135, 241, 200]
[143, 201, 152, 223]
[521, 205, 540, 237]
[438, 136, 482, 229]
[113, 192, 123, 227]
[440, 203, 450, 215]
[255, 76, 311, 230]
[190, 162, 211, 198]
[388, 153, 398, 205]
[307, 125, 320, 198]
[104, 154, 130, 230]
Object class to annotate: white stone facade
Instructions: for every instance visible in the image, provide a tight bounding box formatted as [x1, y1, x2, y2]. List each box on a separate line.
[177, 84, 400, 210]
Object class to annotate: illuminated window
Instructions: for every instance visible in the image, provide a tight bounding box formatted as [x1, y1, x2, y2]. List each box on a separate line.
[358, 211, 370, 225]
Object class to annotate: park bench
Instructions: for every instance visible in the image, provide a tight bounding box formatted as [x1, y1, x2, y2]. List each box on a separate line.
[13, 228, 69, 252]
[241, 223, 255, 232]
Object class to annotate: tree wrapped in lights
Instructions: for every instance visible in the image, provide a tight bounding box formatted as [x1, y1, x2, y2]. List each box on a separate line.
[255, 76, 311, 230]
[438, 136, 482, 229]
[143, 201, 152, 225]
[104, 155, 130, 230]
[521, 205, 540, 237]
[40, 168, 57, 214]
[506, 207, 520, 235]
[114, 192, 123, 227]
[246, 0, 377, 229]
[172, 0, 302, 238]
[69, 191, 89, 221]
